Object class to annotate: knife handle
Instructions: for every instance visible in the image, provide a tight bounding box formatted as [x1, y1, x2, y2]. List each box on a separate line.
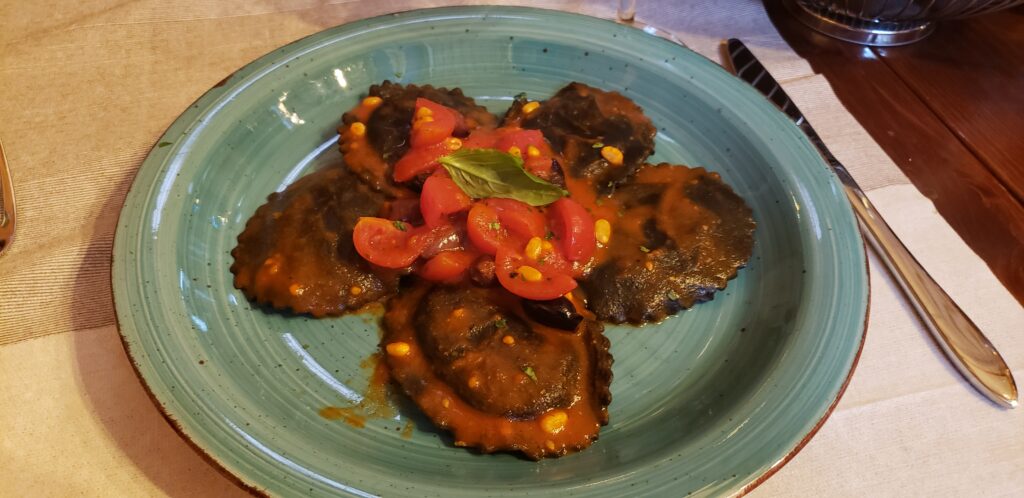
[845, 183, 1018, 408]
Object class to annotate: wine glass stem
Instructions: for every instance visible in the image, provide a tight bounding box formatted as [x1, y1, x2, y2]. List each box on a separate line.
[618, 0, 637, 22]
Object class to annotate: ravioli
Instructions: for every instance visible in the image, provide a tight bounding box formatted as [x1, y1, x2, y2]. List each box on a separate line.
[382, 284, 613, 459]
[581, 163, 756, 324]
[504, 82, 656, 193]
[230, 165, 400, 317]
[338, 81, 497, 193]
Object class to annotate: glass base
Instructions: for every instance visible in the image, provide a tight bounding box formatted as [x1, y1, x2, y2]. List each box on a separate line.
[784, 0, 936, 46]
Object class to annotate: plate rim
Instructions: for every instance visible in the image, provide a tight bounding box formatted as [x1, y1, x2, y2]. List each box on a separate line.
[110, 5, 870, 496]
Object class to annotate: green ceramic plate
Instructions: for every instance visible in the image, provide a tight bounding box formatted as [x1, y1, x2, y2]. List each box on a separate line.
[113, 7, 867, 497]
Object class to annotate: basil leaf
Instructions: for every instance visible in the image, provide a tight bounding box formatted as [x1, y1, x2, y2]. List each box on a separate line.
[439, 149, 568, 207]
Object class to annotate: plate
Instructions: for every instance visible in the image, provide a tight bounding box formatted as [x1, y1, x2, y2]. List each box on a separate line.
[112, 7, 868, 497]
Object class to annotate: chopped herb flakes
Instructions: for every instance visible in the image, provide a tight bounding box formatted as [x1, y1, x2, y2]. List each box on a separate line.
[392, 220, 407, 231]
[521, 366, 537, 382]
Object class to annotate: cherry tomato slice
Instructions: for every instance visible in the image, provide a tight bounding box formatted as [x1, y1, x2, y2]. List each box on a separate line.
[495, 129, 547, 154]
[495, 246, 577, 300]
[461, 128, 503, 150]
[410, 98, 457, 148]
[484, 198, 546, 241]
[352, 217, 429, 269]
[420, 175, 472, 227]
[548, 198, 596, 262]
[418, 250, 477, 283]
[466, 203, 509, 255]
[393, 140, 452, 182]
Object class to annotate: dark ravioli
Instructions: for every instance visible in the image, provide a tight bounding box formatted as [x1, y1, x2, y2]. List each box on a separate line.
[505, 82, 656, 193]
[581, 163, 755, 324]
[230, 166, 399, 317]
[383, 284, 613, 459]
[339, 81, 496, 191]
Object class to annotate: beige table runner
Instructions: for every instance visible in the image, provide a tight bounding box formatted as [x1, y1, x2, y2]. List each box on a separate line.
[2, 1, 1022, 496]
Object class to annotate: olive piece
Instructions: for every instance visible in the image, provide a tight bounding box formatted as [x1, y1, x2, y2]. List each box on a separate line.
[521, 297, 583, 331]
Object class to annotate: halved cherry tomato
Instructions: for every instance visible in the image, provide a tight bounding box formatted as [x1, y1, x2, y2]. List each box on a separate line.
[495, 246, 577, 300]
[420, 175, 472, 227]
[352, 217, 429, 269]
[419, 250, 477, 283]
[495, 129, 547, 154]
[548, 198, 596, 262]
[410, 98, 457, 148]
[495, 129, 555, 177]
[393, 140, 453, 182]
[485, 198, 546, 241]
[466, 203, 508, 255]
[461, 128, 503, 150]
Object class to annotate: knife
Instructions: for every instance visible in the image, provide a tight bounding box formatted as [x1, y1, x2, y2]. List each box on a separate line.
[725, 38, 1018, 408]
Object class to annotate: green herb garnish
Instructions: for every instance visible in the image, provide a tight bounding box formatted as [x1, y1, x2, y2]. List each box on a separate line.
[667, 289, 680, 300]
[545, 230, 555, 240]
[639, 245, 651, 253]
[439, 149, 568, 207]
[514, 92, 528, 102]
[392, 220, 407, 231]
[592, 142, 604, 149]
[488, 221, 502, 231]
[494, 318, 508, 329]
[521, 366, 537, 382]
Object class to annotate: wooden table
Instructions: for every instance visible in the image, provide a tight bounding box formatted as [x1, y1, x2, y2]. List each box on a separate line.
[764, 1, 1024, 305]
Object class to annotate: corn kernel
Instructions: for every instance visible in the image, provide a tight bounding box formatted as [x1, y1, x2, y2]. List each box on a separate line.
[542, 240, 554, 251]
[452, 307, 466, 318]
[517, 265, 543, 282]
[594, 219, 611, 245]
[522, 101, 540, 114]
[442, 398, 451, 408]
[600, 145, 624, 166]
[454, 440, 467, 447]
[350, 286, 363, 295]
[502, 335, 515, 345]
[540, 410, 568, 434]
[262, 256, 280, 275]
[288, 283, 304, 296]
[386, 341, 410, 357]
[445, 137, 463, 150]
[415, 106, 433, 119]
[525, 237, 543, 260]
[362, 96, 383, 108]
[468, 376, 481, 388]
[545, 440, 557, 451]
[527, 145, 541, 158]
[507, 145, 522, 158]
[645, 260, 654, 271]
[349, 122, 366, 136]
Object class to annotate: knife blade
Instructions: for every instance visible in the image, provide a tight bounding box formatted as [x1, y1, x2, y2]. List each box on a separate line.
[725, 38, 1018, 408]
